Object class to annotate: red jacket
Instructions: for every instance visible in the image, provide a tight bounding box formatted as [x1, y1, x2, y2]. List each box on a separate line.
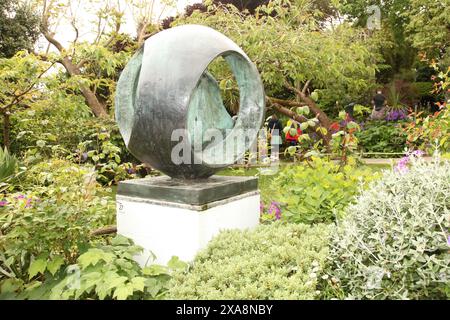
[285, 127, 302, 141]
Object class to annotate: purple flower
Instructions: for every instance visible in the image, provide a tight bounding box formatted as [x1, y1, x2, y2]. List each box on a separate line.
[386, 110, 407, 121]
[268, 201, 281, 220]
[395, 156, 410, 174]
[0, 201, 8, 207]
[15, 195, 25, 199]
[447, 235, 450, 247]
[411, 150, 424, 157]
[25, 197, 33, 208]
[339, 120, 348, 127]
[395, 150, 424, 173]
[260, 201, 264, 214]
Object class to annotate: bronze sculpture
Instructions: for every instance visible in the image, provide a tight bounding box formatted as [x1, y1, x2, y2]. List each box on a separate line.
[116, 25, 265, 179]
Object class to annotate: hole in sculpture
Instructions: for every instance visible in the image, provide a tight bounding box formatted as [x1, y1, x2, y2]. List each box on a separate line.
[187, 54, 240, 152]
[207, 56, 240, 118]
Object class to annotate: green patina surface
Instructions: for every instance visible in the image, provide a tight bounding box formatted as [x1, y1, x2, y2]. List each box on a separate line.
[187, 71, 234, 150]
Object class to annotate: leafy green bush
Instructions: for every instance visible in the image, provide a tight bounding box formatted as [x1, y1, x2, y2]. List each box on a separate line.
[411, 81, 434, 99]
[323, 157, 450, 299]
[9, 95, 92, 159]
[273, 157, 379, 224]
[356, 121, 408, 156]
[0, 159, 115, 283]
[9, 99, 140, 185]
[404, 107, 449, 154]
[0, 236, 187, 300]
[168, 222, 331, 299]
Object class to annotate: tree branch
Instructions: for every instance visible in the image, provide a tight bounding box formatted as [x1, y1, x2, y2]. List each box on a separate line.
[91, 225, 117, 237]
[302, 79, 311, 94]
[1, 62, 55, 111]
[268, 101, 308, 123]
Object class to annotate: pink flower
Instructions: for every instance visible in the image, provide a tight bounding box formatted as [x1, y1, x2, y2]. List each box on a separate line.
[0, 201, 8, 207]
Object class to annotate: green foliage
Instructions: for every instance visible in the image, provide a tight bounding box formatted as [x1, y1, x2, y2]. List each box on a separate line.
[9, 99, 140, 185]
[411, 82, 434, 99]
[404, 0, 450, 61]
[45, 236, 185, 300]
[69, 42, 132, 108]
[356, 121, 408, 156]
[0, 52, 52, 115]
[0, 236, 187, 300]
[273, 157, 380, 224]
[168, 222, 331, 299]
[386, 82, 406, 110]
[0, 159, 115, 282]
[352, 104, 372, 122]
[404, 107, 450, 154]
[282, 108, 325, 160]
[9, 94, 92, 159]
[323, 158, 450, 299]
[330, 117, 361, 164]
[339, 0, 418, 83]
[0, 0, 40, 58]
[68, 121, 141, 185]
[174, 1, 379, 112]
[0, 147, 17, 182]
[404, 66, 450, 154]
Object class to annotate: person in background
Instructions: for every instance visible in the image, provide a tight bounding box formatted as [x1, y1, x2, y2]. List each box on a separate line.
[267, 114, 283, 160]
[345, 102, 356, 121]
[370, 89, 387, 120]
[285, 123, 302, 146]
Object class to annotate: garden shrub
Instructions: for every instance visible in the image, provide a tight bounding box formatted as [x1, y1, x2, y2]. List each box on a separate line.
[0, 159, 115, 283]
[273, 157, 379, 224]
[323, 157, 450, 299]
[168, 222, 331, 299]
[356, 121, 408, 156]
[411, 82, 434, 100]
[8, 98, 141, 185]
[8, 95, 92, 158]
[404, 106, 449, 154]
[0, 235, 187, 300]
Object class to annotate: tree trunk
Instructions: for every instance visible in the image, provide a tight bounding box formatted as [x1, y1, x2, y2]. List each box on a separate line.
[299, 94, 332, 133]
[59, 57, 108, 118]
[42, 32, 108, 118]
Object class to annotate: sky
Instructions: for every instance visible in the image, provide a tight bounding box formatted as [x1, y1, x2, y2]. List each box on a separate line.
[36, 0, 198, 51]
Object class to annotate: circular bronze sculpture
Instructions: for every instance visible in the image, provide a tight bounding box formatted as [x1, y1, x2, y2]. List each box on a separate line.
[116, 25, 265, 179]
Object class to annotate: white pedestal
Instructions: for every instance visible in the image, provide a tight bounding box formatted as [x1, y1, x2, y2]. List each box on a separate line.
[116, 191, 260, 266]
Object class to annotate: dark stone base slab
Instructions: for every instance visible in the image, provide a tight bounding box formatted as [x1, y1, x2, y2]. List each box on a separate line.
[117, 175, 258, 205]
